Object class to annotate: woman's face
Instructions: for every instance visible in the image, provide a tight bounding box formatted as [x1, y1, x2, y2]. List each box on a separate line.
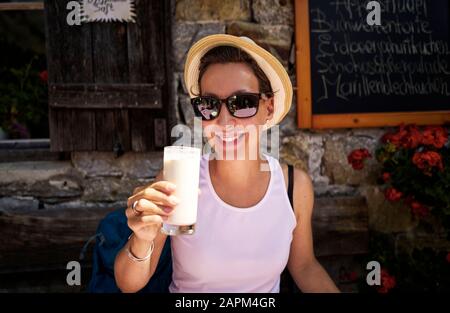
[199, 62, 274, 158]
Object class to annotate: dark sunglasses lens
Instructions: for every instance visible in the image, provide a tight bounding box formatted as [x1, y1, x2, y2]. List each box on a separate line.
[192, 97, 220, 120]
[229, 94, 259, 118]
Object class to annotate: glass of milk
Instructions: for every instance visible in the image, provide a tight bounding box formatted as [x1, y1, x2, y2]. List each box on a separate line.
[161, 145, 201, 236]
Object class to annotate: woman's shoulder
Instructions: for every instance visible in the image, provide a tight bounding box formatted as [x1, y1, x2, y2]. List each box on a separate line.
[278, 162, 311, 189]
[279, 162, 314, 221]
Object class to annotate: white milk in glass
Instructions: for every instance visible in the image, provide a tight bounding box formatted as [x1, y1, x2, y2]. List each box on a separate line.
[161, 146, 201, 235]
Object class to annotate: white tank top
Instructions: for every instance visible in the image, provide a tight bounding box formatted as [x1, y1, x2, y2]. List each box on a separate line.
[168, 153, 297, 293]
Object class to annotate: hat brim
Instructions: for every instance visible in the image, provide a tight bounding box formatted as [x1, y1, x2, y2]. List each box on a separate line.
[184, 34, 292, 131]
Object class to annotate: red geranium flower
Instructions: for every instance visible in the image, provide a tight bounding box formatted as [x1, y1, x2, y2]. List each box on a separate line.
[381, 172, 391, 182]
[347, 148, 372, 170]
[39, 70, 48, 83]
[378, 269, 396, 293]
[348, 271, 358, 281]
[412, 151, 444, 176]
[422, 126, 448, 149]
[384, 187, 403, 202]
[382, 124, 423, 149]
[381, 124, 408, 148]
[403, 194, 414, 206]
[410, 201, 430, 219]
[403, 124, 422, 149]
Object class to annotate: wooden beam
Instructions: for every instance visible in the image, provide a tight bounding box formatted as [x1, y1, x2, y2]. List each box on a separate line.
[312, 197, 369, 257]
[295, 0, 313, 129]
[0, 2, 44, 11]
[0, 139, 50, 149]
[48, 83, 163, 109]
[313, 111, 450, 129]
[0, 207, 117, 271]
[0, 195, 369, 272]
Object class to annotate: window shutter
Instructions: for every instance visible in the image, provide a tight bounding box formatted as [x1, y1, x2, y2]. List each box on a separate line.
[44, 0, 172, 152]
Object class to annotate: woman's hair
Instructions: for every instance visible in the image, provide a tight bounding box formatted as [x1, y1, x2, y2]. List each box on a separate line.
[196, 45, 273, 95]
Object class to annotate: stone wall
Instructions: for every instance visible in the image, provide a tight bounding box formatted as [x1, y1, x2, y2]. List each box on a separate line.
[0, 152, 162, 214]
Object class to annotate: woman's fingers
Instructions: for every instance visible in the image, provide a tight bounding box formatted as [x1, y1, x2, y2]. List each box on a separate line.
[127, 185, 179, 208]
[145, 188, 179, 206]
[127, 198, 173, 217]
[151, 180, 177, 194]
[128, 214, 165, 230]
[132, 184, 147, 195]
[127, 181, 201, 214]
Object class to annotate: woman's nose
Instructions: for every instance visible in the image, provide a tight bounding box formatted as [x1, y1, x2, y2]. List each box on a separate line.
[217, 102, 235, 126]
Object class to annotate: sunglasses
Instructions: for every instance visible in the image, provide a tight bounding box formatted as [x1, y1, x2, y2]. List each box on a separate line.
[191, 92, 272, 121]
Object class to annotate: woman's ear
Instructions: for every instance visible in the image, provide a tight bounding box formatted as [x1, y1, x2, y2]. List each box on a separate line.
[265, 97, 274, 121]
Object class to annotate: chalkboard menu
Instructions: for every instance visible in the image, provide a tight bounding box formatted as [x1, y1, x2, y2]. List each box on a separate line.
[295, 0, 450, 128]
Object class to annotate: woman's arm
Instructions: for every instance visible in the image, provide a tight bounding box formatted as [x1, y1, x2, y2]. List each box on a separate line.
[287, 168, 340, 293]
[114, 230, 167, 293]
[114, 170, 169, 293]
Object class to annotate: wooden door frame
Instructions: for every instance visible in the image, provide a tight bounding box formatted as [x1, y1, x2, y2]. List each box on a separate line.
[0, 2, 44, 11]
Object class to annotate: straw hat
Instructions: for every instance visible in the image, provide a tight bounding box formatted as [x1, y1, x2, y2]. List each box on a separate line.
[184, 34, 292, 130]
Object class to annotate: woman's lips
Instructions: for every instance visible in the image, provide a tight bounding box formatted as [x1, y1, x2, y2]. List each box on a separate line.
[214, 132, 245, 144]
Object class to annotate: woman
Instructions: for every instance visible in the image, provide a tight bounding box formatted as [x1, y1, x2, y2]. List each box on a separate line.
[114, 34, 339, 293]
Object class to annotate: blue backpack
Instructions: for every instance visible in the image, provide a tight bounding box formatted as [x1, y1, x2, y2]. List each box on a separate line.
[87, 208, 172, 293]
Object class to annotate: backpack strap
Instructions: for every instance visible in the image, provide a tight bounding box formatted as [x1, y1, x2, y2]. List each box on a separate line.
[287, 164, 294, 209]
[280, 164, 299, 293]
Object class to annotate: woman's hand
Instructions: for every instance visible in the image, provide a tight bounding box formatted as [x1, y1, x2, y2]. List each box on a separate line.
[126, 181, 179, 242]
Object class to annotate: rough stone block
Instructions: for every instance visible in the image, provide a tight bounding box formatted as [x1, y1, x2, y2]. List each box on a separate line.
[322, 132, 382, 186]
[0, 196, 39, 213]
[279, 135, 308, 172]
[226, 22, 293, 67]
[82, 177, 153, 202]
[176, 0, 251, 22]
[0, 162, 82, 199]
[71, 152, 122, 177]
[43, 200, 127, 211]
[173, 22, 226, 72]
[362, 185, 418, 233]
[72, 152, 163, 179]
[252, 0, 295, 26]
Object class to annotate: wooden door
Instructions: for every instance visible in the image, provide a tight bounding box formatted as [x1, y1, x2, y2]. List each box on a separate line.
[44, 0, 173, 152]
